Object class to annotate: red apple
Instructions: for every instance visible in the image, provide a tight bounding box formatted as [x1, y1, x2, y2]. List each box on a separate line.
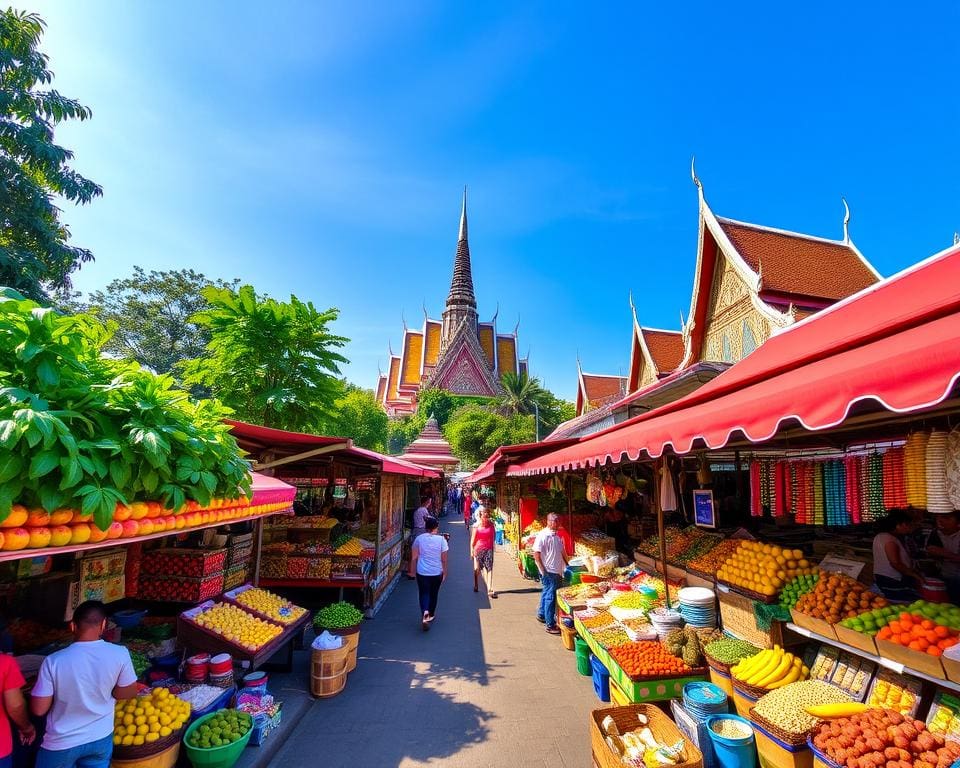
[121, 520, 140, 538]
[106, 522, 123, 540]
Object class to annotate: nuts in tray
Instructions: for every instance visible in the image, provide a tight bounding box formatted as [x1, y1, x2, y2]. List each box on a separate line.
[752, 680, 852, 737]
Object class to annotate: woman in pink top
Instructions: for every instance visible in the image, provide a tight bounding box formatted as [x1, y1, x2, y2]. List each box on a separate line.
[470, 507, 497, 598]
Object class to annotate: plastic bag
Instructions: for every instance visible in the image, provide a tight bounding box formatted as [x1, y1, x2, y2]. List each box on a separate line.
[311, 631, 343, 651]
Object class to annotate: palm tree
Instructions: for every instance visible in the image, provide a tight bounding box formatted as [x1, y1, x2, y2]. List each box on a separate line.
[498, 372, 550, 417]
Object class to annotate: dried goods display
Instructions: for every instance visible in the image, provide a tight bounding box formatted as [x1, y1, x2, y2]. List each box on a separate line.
[591, 627, 631, 648]
[823, 652, 876, 700]
[663, 627, 704, 667]
[575, 530, 616, 559]
[578, 611, 618, 630]
[717, 541, 816, 597]
[811, 708, 960, 768]
[927, 691, 960, 742]
[599, 709, 691, 766]
[809, 646, 841, 682]
[687, 538, 742, 575]
[731, 646, 809, 689]
[794, 572, 887, 623]
[752, 680, 853, 738]
[865, 671, 921, 716]
[608, 641, 695, 679]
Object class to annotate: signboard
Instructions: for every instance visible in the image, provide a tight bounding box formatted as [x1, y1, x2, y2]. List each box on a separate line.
[692, 490, 716, 529]
[819, 554, 866, 579]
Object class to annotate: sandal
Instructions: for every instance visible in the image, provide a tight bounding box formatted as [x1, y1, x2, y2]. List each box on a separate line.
[488, 591, 497, 598]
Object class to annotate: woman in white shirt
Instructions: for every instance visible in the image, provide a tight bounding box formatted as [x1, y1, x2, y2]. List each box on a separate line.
[873, 509, 922, 601]
[408, 517, 448, 631]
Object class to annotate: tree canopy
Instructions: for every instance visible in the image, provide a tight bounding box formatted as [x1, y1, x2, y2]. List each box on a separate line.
[67, 266, 238, 378]
[179, 285, 349, 431]
[443, 403, 535, 468]
[0, 10, 101, 301]
[323, 384, 388, 452]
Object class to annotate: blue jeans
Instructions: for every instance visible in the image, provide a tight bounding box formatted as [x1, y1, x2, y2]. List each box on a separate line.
[36, 734, 113, 768]
[538, 572, 562, 628]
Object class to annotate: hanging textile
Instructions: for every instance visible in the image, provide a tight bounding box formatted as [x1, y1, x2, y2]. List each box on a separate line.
[947, 426, 960, 509]
[659, 461, 677, 512]
[812, 463, 825, 525]
[794, 462, 809, 524]
[883, 447, 907, 510]
[904, 431, 929, 508]
[867, 452, 885, 520]
[750, 460, 762, 517]
[773, 461, 788, 517]
[858, 453, 871, 522]
[789, 463, 799, 518]
[845, 455, 862, 525]
[927, 430, 951, 514]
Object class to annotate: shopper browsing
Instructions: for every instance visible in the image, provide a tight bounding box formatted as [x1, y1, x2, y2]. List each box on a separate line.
[927, 510, 960, 603]
[411, 496, 434, 542]
[533, 513, 568, 635]
[0, 650, 35, 767]
[31, 601, 138, 768]
[470, 507, 497, 598]
[409, 517, 449, 631]
[872, 509, 922, 601]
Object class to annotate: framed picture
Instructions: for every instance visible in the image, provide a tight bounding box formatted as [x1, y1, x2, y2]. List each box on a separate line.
[693, 489, 716, 529]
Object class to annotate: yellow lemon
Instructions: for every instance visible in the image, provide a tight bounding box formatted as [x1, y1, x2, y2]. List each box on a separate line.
[160, 727, 172, 737]
[121, 735, 134, 746]
[136, 724, 149, 736]
[133, 735, 145, 746]
[145, 733, 159, 743]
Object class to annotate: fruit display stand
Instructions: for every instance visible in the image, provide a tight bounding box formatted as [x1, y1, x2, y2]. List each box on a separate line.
[573, 614, 706, 702]
[717, 585, 788, 650]
[177, 599, 310, 673]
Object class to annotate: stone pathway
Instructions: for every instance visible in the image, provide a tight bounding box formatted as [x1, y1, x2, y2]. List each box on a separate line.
[265, 517, 599, 767]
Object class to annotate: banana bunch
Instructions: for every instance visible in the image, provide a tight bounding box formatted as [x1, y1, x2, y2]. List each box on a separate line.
[334, 537, 363, 556]
[731, 645, 810, 689]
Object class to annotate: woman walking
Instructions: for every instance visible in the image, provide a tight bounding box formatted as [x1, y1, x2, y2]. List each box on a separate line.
[408, 517, 448, 631]
[470, 507, 497, 598]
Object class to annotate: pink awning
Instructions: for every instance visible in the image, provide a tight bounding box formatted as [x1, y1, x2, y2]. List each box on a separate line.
[249, 472, 297, 506]
[345, 446, 440, 478]
[513, 244, 960, 475]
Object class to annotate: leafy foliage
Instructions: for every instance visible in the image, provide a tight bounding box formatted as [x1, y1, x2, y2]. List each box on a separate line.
[324, 384, 388, 452]
[179, 286, 349, 431]
[66, 267, 239, 378]
[0, 10, 101, 301]
[497, 372, 550, 416]
[443, 404, 535, 468]
[386, 414, 422, 455]
[0, 288, 251, 528]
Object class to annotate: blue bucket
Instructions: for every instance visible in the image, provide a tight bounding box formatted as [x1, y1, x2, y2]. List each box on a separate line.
[705, 714, 756, 768]
[589, 654, 610, 702]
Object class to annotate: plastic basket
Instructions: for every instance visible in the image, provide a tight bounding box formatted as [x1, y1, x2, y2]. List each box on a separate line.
[182, 712, 253, 768]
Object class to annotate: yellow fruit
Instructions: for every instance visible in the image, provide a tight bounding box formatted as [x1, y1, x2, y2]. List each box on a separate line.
[121, 736, 134, 746]
[145, 733, 159, 743]
[805, 703, 869, 718]
[136, 724, 149, 736]
[133, 736, 145, 746]
[160, 727, 172, 737]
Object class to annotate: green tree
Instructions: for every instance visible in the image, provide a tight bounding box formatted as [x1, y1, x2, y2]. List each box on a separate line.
[538, 392, 577, 436]
[444, 403, 534, 467]
[497, 371, 551, 417]
[180, 285, 349, 431]
[386, 415, 422, 455]
[326, 385, 388, 451]
[68, 267, 238, 376]
[415, 388, 485, 428]
[0, 10, 101, 301]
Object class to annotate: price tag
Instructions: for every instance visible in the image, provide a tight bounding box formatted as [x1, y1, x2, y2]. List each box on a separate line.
[182, 600, 215, 619]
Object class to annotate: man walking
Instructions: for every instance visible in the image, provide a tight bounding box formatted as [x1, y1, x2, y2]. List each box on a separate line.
[31, 601, 138, 768]
[532, 513, 568, 635]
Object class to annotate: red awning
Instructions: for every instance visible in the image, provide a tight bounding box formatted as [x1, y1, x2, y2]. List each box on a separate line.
[513, 244, 960, 475]
[226, 420, 348, 448]
[345, 446, 440, 478]
[466, 439, 579, 483]
[249, 472, 297, 505]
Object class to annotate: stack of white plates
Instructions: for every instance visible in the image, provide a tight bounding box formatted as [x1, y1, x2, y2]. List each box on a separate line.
[649, 607, 684, 639]
[927, 430, 952, 514]
[677, 586, 717, 628]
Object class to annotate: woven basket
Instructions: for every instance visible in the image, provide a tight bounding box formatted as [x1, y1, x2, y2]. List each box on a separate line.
[731, 676, 771, 700]
[310, 646, 348, 698]
[749, 707, 813, 747]
[702, 650, 733, 674]
[112, 726, 185, 761]
[590, 703, 703, 768]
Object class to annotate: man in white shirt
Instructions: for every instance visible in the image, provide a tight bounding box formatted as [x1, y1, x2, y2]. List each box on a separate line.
[532, 513, 568, 635]
[31, 601, 139, 768]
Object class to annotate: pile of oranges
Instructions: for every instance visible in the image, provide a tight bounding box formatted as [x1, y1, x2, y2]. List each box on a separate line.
[609, 641, 694, 679]
[716, 541, 816, 597]
[794, 572, 887, 623]
[877, 612, 960, 657]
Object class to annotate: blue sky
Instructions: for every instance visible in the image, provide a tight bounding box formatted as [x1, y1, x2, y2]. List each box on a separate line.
[31, 2, 960, 401]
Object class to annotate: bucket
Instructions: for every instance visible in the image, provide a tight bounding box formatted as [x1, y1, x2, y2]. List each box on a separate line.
[921, 578, 949, 603]
[331, 624, 360, 673]
[752, 719, 812, 768]
[310, 646, 348, 698]
[111, 742, 180, 768]
[559, 623, 576, 651]
[589, 654, 610, 702]
[574, 637, 591, 676]
[706, 714, 757, 768]
[242, 671, 269, 694]
[209, 654, 232, 675]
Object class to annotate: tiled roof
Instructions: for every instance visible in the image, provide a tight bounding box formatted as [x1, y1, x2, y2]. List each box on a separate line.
[401, 332, 424, 385]
[496, 335, 517, 375]
[375, 375, 387, 403]
[519, 359, 528, 378]
[423, 321, 442, 368]
[718, 219, 879, 301]
[641, 328, 684, 374]
[478, 324, 495, 369]
[386, 357, 401, 402]
[582, 374, 626, 404]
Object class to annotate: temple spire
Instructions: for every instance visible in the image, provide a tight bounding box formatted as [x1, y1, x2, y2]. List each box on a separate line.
[442, 187, 478, 345]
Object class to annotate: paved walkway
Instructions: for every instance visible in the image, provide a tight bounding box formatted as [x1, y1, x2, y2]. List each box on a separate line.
[267, 518, 598, 767]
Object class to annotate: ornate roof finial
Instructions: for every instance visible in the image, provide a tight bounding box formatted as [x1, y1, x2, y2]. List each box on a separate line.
[421, 301, 429, 323]
[842, 197, 851, 243]
[690, 156, 702, 191]
[628, 290, 635, 313]
[459, 185, 468, 242]
[491, 302, 499, 325]
[388, 341, 394, 357]
[401, 310, 407, 331]
[679, 308, 686, 330]
[514, 314, 520, 337]
[954, 231, 959, 246]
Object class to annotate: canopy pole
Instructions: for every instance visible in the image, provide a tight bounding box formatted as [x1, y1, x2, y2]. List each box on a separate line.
[566, 475, 573, 536]
[654, 458, 670, 609]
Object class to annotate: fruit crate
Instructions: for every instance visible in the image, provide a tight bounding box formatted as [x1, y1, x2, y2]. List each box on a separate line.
[875, 636, 946, 679]
[137, 573, 225, 603]
[790, 608, 838, 641]
[141, 548, 228, 578]
[227, 534, 254, 569]
[258, 555, 287, 579]
[719, 589, 785, 649]
[224, 565, 249, 591]
[331, 557, 367, 579]
[833, 624, 879, 655]
[79, 550, 127, 579]
[223, 585, 307, 627]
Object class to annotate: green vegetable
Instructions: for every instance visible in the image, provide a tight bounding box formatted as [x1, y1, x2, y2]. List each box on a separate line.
[704, 638, 761, 665]
[313, 601, 363, 630]
[188, 709, 251, 749]
[778, 572, 819, 610]
[0, 289, 251, 528]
